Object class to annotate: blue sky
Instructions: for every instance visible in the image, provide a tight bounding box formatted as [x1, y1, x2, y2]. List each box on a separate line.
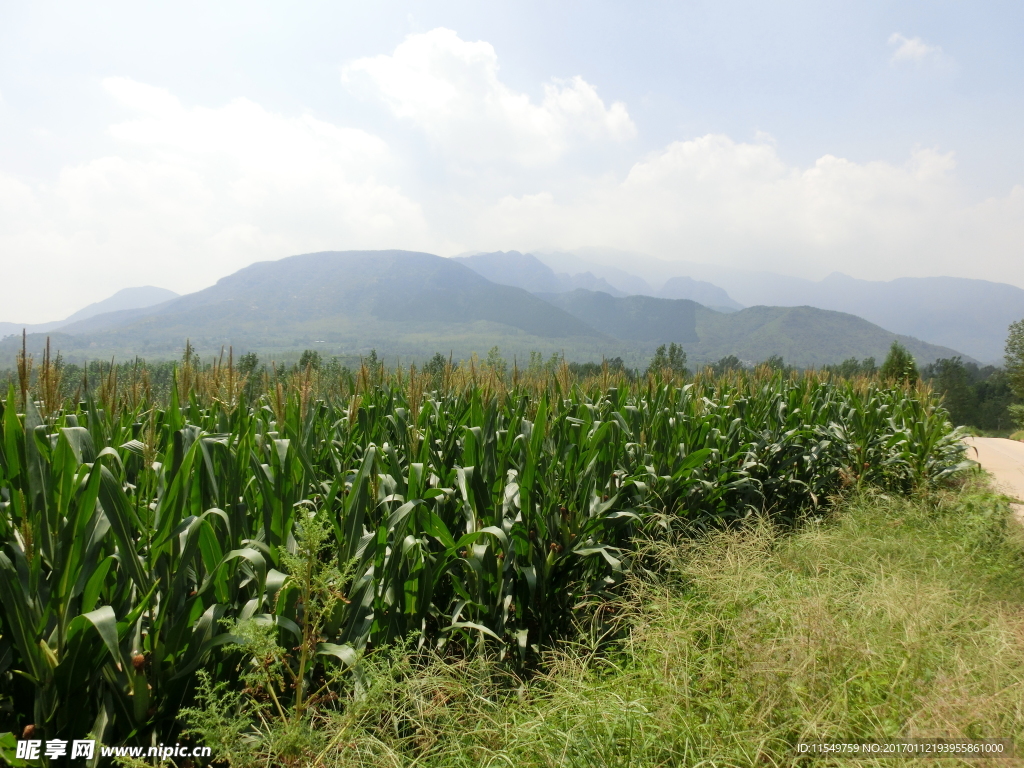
[2, 1, 1023, 321]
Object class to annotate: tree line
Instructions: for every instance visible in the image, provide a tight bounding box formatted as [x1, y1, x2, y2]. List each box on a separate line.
[5, 323, 1024, 434]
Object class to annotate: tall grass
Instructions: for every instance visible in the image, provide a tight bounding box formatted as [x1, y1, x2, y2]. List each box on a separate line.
[187, 484, 1024, 768]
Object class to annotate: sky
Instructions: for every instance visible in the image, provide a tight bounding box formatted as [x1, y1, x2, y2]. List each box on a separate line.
[1, 0, 1023, 322]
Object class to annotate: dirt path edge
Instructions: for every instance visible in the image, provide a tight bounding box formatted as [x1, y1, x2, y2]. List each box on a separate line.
[962, 436, 1024, 526]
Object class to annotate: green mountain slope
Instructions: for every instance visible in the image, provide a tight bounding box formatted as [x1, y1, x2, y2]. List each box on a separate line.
[690, 305, 966, 367]
[0, 286, 179, 340]
[1, 251, 608, 364]
[455, 251, 625, 296]
[539, 291, 966, 366]
[540, 290, 700, 343]
[0, 252, 973, 370]
[648, 262, 1024, 364]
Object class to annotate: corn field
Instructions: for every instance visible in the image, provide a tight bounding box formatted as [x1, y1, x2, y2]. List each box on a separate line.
[0, 359, 968, 753]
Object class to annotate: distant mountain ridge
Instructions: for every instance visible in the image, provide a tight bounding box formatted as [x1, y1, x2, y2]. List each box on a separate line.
[472, 250, 743, 310]
[716, 271, 1024, 364]
[0, 250, 971, 370]
[63, 286, 179, 323]
[541, 290, 962, 366]
[0, 286, 179, 340]
[3, 251, 607, 364]
[5, 251, 1012, 363]
[540, 291, 700, 343]
[689, 305, 958, 368]
[645, 264, 1024, 363]
[454, 251, 627, 296]
[528, 249, 1021, 363]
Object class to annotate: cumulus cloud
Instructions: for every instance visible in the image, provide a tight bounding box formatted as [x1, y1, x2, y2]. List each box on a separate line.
[1, 79, 438, 321]
[469, 136, 1024, 287]
[343, 28, 635, 166]
[104, 78, 393, 178]
[888, 33, 942, 64]
[2, 29, 1023, 325]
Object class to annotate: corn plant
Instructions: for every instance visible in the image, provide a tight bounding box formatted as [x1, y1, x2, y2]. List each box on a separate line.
[0, 368, 969, 754]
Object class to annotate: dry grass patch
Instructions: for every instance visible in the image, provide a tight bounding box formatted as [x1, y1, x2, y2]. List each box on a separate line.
[182, 483, 1024, 767]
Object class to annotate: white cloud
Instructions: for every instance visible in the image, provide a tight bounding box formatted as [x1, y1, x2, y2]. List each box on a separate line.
[343, 28, 635, 166]
[0, 79, 440, 322]
[468, 136, 1024, 288]
[888, 33, 942, 64]
[3, 30, 1023, 327]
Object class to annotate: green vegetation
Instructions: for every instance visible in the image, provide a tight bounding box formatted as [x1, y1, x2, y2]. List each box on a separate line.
[821, 327, 1024, 434]
[688, 305, 960, 369]
[826, 356, 878, 378]
[566, 356, 626, 379]
[1006, 318, 1024, 430]
[706, 353, 743, 376]
[923, 357, 1017, 432]
[879, 340, 919, 384]
[543, 290, 699, 344]
[645, 342, 687, 376]
[0, 351, 967, 757]
[183, 483, 1024, 767]
[917, 320, 1024, 433]
[1006, 318, 1024, 394]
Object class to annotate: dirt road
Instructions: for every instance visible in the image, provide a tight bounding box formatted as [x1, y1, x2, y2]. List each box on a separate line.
[962, 436, 1024, 524]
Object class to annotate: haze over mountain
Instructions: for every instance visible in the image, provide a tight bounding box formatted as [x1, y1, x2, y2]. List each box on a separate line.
[687, 306, 956, 369]
[541, 290, 961, 367]
[0, 250, 967, 370]
[454, 252, 626, 297]
[539, 291, 699, 344]
[678, 269, 1024, 365]
[526, 249, 1020, 363]
[4, 8, 1024, 325]
[1, 252, 610, 365]
[0, 286, 179, 340]
[462, 251, 742, 311]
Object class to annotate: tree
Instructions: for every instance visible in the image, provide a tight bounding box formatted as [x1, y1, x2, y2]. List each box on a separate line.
[1006, 318, 1024, 399]
[879, 341, 918, 384]
[298, 349, 322, 371]
[324, 356, 346, 381]
[930, 357, 973, 426]
[569, 357, 628, 379]
[825, 356, 878, 379]
[647, 342, 688, 377]
[238, 352, 260, 377]
[666, 343, 687, 375]
[709, 355, 742, 376]
[365, 349, 381, 380]
[526, 350, 562, 376]
[423, 352, 448, 378]
[1006, 319, 1024, 428]
[484, 346, 508, 380]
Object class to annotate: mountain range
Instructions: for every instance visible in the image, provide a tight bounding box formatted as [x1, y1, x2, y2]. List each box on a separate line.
[697, 270, 1023, 365]
[517, 249, 1021, 364]
[0, 250, 967, 370]
[0, 286, 178, 340]
[459, 251, 742, 311]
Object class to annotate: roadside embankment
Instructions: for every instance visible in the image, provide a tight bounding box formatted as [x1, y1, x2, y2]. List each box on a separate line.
[964, 436, 1024, 524]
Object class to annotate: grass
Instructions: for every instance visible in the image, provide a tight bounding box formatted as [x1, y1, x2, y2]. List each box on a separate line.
[181, 477, 1024, 767]
[962, 426, 1020, 439]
